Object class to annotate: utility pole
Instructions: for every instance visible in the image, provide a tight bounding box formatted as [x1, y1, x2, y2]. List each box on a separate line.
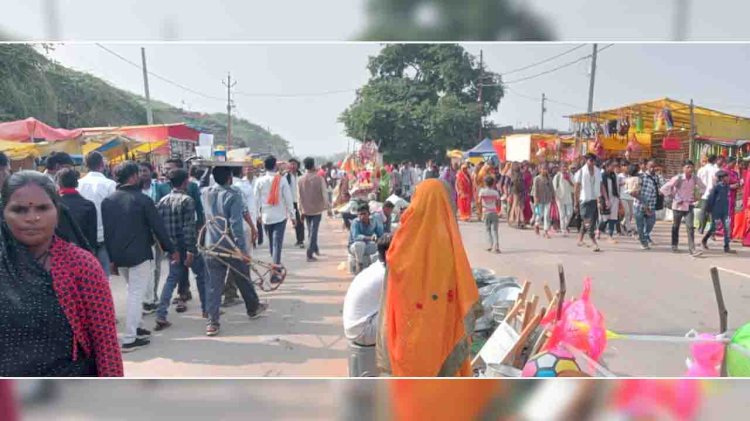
[222, 72, 237, 151]
[141, 47, 154, 125]
[478, 49, 484, 140]
[689, 98, 696, 161]
[673, 0, 690, 41]
[540, 93, 547, 130]
[587, 44, 598, 114]
[44, 0, 61, 40]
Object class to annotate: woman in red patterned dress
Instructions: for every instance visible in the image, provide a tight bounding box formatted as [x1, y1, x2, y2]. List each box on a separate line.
[0, 171, 123, 377]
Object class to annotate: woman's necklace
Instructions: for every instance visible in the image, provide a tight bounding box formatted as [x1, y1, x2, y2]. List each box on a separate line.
[34, 249, 51, 267]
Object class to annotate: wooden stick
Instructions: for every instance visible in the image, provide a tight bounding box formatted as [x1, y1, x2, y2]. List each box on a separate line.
[503, 299, 524, 324]
[557, 265, 567, 321]
[531, 329, 550, 356]
[528, 295, 539, 323]
[507, 309, 545, 368]
[543, 284, 554, 303]
[518, 280, 531, 305]
[521, 300, 534, 332]
[546, 293, 559, 316]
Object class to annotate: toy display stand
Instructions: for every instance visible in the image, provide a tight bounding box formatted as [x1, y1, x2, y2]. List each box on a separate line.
[473, 264, 568, 377]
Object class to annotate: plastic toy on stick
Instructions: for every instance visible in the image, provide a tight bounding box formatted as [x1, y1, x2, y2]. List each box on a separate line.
[540, 277, 607, 362]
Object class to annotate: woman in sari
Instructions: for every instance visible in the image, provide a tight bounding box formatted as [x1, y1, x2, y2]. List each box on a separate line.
[378, 168, 391, 203]
[440, 163, 458, 205]
[455, 164, 473, 222]
[508, 164, 525, 228]
[0, 171, 122, 377]
[522, 162, 534, 224]
[377, 179, 481, 377]
[733, 165, 750, 246]
[718, 158, 741, 238]
[334, 171, 351, 207]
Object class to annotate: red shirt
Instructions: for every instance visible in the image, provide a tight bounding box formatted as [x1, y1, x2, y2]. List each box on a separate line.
[49, 237, 124, 376]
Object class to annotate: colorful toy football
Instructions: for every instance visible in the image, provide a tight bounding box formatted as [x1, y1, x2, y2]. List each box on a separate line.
[522, 349, 581, 377]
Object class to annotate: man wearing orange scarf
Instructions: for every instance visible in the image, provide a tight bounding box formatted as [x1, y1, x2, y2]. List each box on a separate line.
[377, 179, 481, 377]
[455, 164, 473, 222]
[254, 156, 295, 270]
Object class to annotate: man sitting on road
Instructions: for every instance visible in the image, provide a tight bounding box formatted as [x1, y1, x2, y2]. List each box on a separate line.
[373, 201, 395, 234]
[343, 234, 392, 346]
[349, 204, 384, 274]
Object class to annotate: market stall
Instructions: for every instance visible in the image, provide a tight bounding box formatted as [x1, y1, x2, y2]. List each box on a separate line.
[0, 117, 85, 169]
[502, 133, 562, 163]
[81, 123, 202, 164]
[567, 98, 750, 176]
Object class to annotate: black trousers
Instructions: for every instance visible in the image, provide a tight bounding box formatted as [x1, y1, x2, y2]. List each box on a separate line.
[293, 203, 305, 244]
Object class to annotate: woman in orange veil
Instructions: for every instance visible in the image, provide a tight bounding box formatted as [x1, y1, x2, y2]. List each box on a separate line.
[455, 164, 473, 222]
[377, 179, 481, 377]
[732, 167, 750, 246]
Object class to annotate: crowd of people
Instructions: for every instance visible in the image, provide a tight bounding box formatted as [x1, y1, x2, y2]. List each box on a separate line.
[0, 149, 337, 376]
[339, 151, 749, 377]
[442, 153, 748, 255]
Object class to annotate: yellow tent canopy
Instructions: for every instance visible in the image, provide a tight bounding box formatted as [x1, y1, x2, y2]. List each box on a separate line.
[566, 97, 750, 140]
[0, 138, 82, 161]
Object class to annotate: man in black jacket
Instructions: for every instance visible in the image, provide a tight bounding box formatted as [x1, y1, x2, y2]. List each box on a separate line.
[286, 158, 305, 248]
[102, 161, 178, 353]
[56, 168, 97, 251]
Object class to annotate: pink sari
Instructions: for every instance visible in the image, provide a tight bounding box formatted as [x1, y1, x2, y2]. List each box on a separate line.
[733, 170, 750, 246]
[718, 167, 740, 237]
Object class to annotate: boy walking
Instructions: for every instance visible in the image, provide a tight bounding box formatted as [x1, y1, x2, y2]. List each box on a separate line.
[478, 176, 501, 253]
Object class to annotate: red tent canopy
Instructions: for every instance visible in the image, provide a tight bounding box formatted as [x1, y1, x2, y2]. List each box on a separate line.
[81, 123, 200, 143]
[0, 117, 82, 142]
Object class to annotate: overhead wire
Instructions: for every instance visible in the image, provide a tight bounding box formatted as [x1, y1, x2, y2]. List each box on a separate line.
[503, 44, 615, 85]
[96, 44, 225, 102]
[499, 44, 588, 76]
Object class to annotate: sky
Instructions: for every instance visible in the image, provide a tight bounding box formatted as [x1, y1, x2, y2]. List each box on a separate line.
[42, 43, 750, 156]
[3, 0, 750, 41]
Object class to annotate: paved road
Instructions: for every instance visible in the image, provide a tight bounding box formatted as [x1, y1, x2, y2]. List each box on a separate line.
[115, 212, 750, 377]
[460, 218, 750, 377]
[115, 216, 351, 377]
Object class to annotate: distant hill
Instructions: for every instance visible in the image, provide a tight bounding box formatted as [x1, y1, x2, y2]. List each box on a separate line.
[0, 44, 291, 158]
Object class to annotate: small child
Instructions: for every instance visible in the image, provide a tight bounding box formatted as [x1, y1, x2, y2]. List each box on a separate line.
[479, 176, 501, 254]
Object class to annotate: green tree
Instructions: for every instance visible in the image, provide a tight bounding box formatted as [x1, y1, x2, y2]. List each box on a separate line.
[360, 0, 553, 41]
[339, 44, 503, 163]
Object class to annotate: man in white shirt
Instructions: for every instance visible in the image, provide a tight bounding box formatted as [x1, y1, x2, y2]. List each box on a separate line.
[342, 234, 392, 346]
[78, 151, 117, 276]
[254, 156, 295, 268]
[285, 158, 305, 248]
[697, 154, 720, 234]
[385, 191, 409, 221]
[573, 153, 604, 252]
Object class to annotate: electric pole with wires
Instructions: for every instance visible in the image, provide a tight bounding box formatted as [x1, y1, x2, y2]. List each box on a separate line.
[477, 49, 484, 141]
[222, 73, 237, 151]
[141, 47, 154, 125]
[541, 93, 547, 130]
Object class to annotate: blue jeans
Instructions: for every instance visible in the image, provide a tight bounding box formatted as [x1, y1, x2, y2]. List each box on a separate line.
[635, 210, 656, 245]
[305, 214, 322, 259]
[205, 256, 260, 326]
[264, 219, 287, 265]
[703, 213, 731, 248]
[95, 243, 110, 277]
[156, 251, 207, 320]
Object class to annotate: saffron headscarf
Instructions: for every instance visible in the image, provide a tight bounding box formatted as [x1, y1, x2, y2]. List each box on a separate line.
[378, 179, 481, 377]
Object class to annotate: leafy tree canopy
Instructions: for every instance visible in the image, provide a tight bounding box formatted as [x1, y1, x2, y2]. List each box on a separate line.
[340, 44, 503, 163]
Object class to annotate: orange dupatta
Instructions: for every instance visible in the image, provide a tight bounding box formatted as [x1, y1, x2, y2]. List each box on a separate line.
[267, 174, 282, 205]
[379, 179, 481, 377]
